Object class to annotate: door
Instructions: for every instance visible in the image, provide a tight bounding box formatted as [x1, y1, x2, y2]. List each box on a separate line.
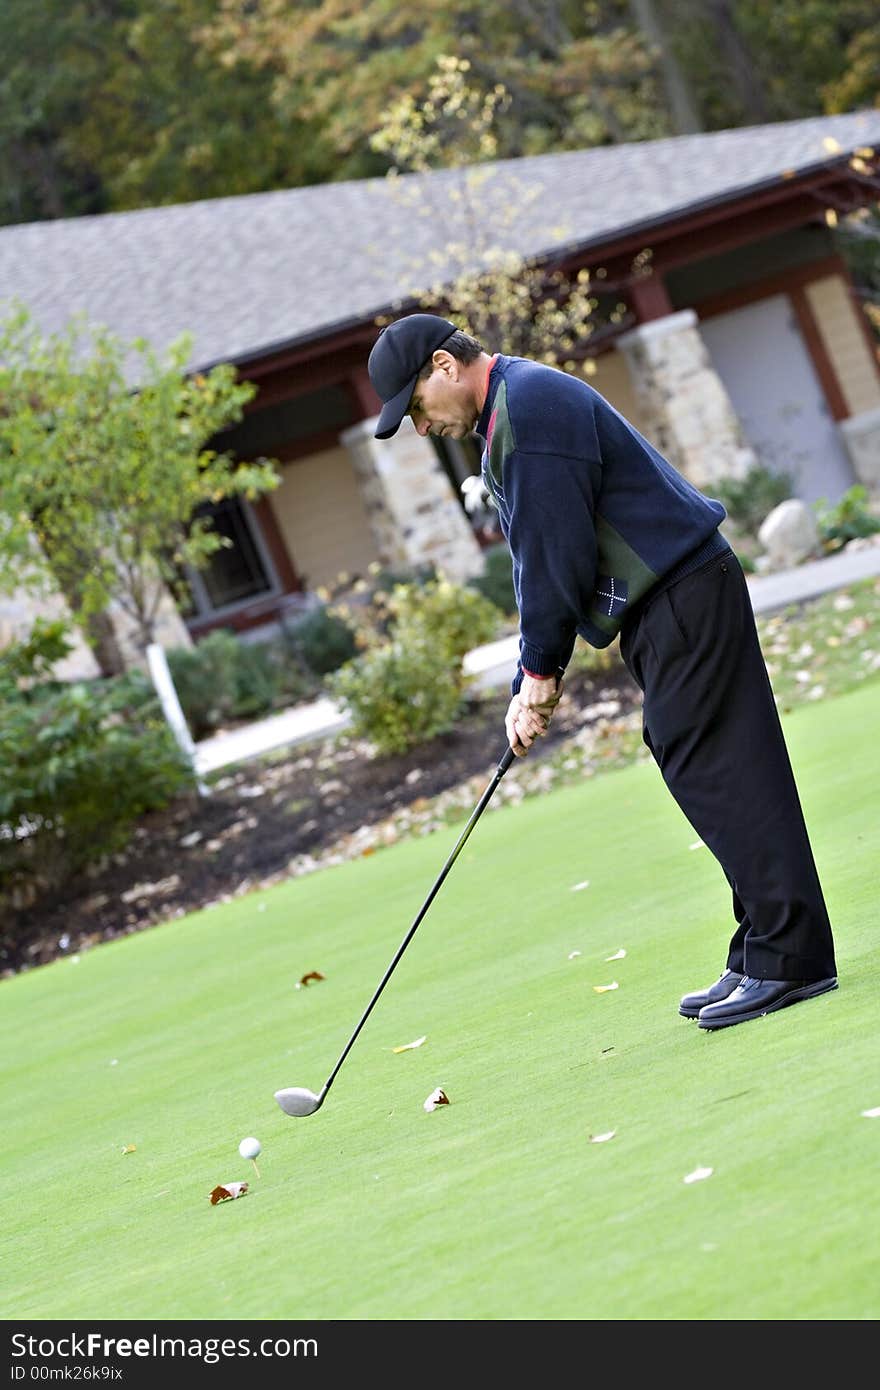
[699, 294, 855, 503]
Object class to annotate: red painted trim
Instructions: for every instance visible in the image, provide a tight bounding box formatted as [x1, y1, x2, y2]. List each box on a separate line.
[187, 608, 272, 640]
[252, 495, 301, 590]
[548, 168, 873, 282]
[789, 284, 850, 421]
[211, 163, 879, 400]
[186, 590, 306, 640]
[628, 274, 674, 322]
[348, 365, 382, 416]
[271, 428, 351, 463]
[692, 254, 847, 318]
[694, 253, 853, 421]
[841, 275, 880, 389]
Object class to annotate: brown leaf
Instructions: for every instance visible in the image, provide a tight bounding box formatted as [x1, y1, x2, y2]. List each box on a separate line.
[210, 1181, 249, 1205]
[297, 971, 325, 988]
[120, 1144, 136, 1155]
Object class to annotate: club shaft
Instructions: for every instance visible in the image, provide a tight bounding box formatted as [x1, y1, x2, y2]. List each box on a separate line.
[320, 746, 515, 1098]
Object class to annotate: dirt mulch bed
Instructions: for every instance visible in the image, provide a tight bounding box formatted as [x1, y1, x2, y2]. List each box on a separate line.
[2, 663, 643, 976]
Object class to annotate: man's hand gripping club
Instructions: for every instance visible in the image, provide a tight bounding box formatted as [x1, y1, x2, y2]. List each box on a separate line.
[506, 672, 564, 757]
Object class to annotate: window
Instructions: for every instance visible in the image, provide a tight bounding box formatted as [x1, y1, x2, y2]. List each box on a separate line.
[181, 497, 278, 618]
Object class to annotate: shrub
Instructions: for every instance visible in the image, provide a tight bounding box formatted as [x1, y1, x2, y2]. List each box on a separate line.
[165, 628, 317, 738]
[388, 576, 502, 661]
[814, 485, 880, 553]
[566, 635, 624, 677]
[283, 604, 358, 676]
[468, 543, 518, 617]
[326, 574, 502, 755]
[328, 639, 464, 756]
[0, 621, 193, 911]
[713, 465, 794, 537]
[320, 562, 438, 654]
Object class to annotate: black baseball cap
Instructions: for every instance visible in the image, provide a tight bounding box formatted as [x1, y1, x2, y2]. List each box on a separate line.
[368, 313, 458, 439]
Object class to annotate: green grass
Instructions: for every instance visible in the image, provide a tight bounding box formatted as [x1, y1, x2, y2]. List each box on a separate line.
[1, 679, 878, 1322]
[758, 575, 880, 710]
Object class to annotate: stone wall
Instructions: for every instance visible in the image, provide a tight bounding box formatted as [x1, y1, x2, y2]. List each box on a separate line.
[0, 566, 192, 681]
[340, 417, 484, 582]
[840, 406, 880, 504]
[0, 579, 100, 680]
[616, 309, 756, 488]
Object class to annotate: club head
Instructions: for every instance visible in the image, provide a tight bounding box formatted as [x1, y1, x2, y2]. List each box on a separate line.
[274, 1086, 323, 1117]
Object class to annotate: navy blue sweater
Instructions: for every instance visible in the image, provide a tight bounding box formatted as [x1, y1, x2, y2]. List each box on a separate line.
[475, 355, 727, 690]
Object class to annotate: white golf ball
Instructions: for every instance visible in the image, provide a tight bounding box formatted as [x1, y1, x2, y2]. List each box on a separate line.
[238, 1136, 261, 1160]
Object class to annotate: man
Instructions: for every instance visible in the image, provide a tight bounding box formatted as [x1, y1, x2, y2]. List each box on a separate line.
[367, 312, 838, 1030]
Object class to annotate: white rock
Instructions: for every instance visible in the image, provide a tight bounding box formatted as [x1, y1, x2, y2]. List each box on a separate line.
[757, 499, 821, 571]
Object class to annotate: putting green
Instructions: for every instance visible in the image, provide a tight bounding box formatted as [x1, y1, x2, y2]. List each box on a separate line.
[1, 679, 877, 1321]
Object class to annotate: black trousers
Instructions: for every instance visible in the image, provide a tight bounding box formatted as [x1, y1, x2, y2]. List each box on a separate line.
[618, 547, 837, 982]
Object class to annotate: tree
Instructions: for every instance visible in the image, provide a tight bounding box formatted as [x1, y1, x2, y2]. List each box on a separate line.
[368, 56, 637, 374]
[654, 0, 880, 131]
[0, 0, 114, 224]
[627, 0, 702, 134]
[70, 0, 335, 211]
[4, 1, 877, 228]
[0, 0, 334, 227]
[0, 305, 280, 658]
[822, 21, 880, 114]
[201, 0, 669, 174]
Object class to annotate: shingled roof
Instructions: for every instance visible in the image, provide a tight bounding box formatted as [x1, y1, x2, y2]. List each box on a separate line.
[1, 108, 879, 380]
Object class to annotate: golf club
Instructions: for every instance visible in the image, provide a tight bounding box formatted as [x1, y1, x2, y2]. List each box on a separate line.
[274, 743, 517, 1117]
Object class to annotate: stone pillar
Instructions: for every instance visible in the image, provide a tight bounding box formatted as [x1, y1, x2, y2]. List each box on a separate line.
[840, 406, 880, 506]
[339, 416, 484, 582]
[616, 309, 756, 489]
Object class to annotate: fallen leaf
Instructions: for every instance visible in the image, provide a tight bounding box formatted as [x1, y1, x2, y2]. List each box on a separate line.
[590, 1131, 616, 1143]
[120, 875, 181, 904]
[683, 1166, 713, 1184]
[392, 1035, 427, 1053]
[593, 981, 619, 993]
[210, 1182, 249, 1205]
[120, 1144, 136, 1155]
[605, 949, 626, 961]
[861, 1106, 880, 1119]
[570, 880, 590, 892]
[295, 970, 325, 989]
[424, 1087, 450, 1112]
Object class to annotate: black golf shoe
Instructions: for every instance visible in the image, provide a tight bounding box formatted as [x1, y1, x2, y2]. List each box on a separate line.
[697, 974, 838, 1030]
[679, 969, 743, 1019]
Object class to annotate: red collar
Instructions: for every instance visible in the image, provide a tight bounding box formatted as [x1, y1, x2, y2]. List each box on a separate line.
[480, 354, 499, 410]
